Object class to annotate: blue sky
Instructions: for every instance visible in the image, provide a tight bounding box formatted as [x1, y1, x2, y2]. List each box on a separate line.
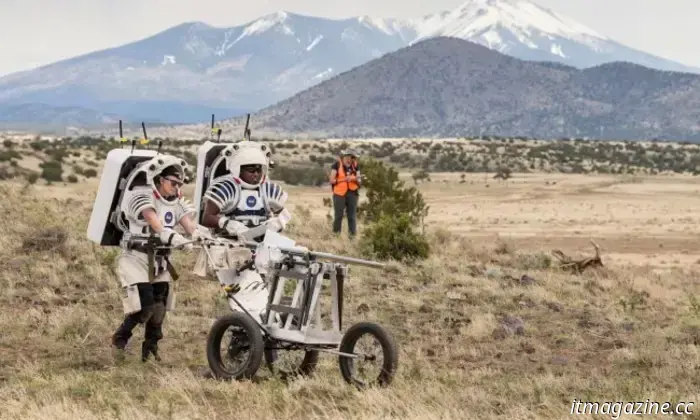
[0, 0, 696, 76]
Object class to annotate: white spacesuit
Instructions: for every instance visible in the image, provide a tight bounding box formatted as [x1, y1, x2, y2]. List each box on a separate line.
[201, 141, 291, 240]
[196, 141, 292, 323]
[111, 154, 198, 361]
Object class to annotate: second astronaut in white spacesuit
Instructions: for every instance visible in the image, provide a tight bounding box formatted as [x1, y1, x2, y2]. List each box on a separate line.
[199, 142, 291, 240]
[111, 155, 199, 361]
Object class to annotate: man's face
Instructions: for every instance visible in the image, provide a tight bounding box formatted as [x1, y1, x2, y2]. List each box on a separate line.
[159, 174, 183, 197]
[240, 164, 262, 184]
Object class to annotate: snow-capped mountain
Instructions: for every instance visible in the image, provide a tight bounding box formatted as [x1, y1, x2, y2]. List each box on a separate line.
[0, 12, 411, 124]
[407, 0, 695, 72]
[0, 0, 696, 127]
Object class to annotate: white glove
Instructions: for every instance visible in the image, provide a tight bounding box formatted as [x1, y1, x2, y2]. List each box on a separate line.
[218, 217, 249, 237]
[265, 208, 291, 232]
[265, 216, 284, 232]
[190, 224, 214, 243]
[159, 228, 193, 252]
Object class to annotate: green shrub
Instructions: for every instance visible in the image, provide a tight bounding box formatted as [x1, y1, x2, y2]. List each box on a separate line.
[360, 213, 429, 261]
[272, 165, 327, 186]
[40, 160, 63, 183]
[357, 158, 430, 262]
[0, 150, 21, 162]
[358, 158, 429, 225]
[83, 168, 97, 178]
[29, 141, 47, 151]
[46, 148, 68, 162]
[25, 172, 39, 185]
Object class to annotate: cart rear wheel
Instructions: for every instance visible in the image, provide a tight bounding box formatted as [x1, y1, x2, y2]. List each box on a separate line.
[338, 322, 398, 388]
[206, 312, 264, 381]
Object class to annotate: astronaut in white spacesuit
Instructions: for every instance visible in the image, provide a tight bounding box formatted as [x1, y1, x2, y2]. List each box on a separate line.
[111, 154, 199, 362]
[199, 142, 291, 240]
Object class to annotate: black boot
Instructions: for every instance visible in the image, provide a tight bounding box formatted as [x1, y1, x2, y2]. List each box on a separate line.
[112, 314, 140, 350]
[141, 339, 161, 362]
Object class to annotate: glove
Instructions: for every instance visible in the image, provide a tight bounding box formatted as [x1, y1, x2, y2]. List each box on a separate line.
[218, 217, 249, 238]
[265, 208, 291, 232]
[265, 216, 284, 232]
[159, 228, 193, 253]
[190, 225, 209, 242]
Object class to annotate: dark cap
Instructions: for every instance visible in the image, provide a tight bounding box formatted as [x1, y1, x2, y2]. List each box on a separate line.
[160, 165, 183, 180]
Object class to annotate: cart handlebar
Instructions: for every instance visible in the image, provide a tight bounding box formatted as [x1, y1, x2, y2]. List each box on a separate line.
[123, 233, 385, 269]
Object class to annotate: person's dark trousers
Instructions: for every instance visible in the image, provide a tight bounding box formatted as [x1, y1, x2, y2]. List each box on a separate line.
[112, 281, 169, 362]
[332, 190, 359, 237]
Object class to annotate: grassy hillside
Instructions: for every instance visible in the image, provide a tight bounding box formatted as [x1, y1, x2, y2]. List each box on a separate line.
[1, 162, 699, 418]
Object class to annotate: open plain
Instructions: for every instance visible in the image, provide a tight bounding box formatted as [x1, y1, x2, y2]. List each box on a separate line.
[1, 138, 700, 419]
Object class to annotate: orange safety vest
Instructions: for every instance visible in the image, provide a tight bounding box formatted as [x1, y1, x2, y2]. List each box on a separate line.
[332, 158, 359, 196]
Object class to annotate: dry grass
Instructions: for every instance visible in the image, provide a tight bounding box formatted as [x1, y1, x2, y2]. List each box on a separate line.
[1, 170, 700, 420]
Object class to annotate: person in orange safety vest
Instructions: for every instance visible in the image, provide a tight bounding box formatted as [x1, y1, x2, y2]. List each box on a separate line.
[329, 149, 361, 238]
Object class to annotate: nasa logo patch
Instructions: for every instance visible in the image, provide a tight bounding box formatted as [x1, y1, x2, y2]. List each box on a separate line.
[246, 195, 257, 207]
[164, 211, 174, 225]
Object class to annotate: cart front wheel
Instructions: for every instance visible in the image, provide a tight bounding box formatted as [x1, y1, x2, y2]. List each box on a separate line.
[206, 312, 264, 381]
[338, 322, 398, 388]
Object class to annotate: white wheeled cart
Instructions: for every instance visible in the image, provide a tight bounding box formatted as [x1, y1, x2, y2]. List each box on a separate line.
[196, 229, 399, 388]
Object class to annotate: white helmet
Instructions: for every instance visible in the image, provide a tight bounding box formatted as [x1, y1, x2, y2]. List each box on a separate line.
[223, 141, 271, 189]
[142, 154, 190, 201]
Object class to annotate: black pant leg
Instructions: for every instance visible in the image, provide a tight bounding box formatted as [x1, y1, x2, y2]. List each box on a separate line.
[332, 194, 346, 233]
[345, 191, 358, 236]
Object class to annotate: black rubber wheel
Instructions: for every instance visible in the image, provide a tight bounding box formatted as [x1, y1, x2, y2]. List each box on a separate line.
[206, 312, 264, 381]
[338, 322, 398, 388]
[264, 342, 320, 379]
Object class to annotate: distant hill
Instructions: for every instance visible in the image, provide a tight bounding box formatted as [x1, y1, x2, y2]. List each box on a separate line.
[173, 37, 698, 141]
[0, 103, 121, 134]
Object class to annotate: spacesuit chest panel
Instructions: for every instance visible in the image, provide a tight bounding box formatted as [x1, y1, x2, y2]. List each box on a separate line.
[158, 200, 179, 229]
[125, 194, 180, 235]
[225, 188, 268, 227]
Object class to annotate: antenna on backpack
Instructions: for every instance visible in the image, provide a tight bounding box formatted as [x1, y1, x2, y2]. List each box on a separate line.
[210, 114, 214, 141]
[129, 122, 139, 154]
[210, 114, 222, 142]
[243, 113, 251, 141]
[139, 122, 159, 154]
[136, 122, 149, 154]
[119, 120, 127, 149]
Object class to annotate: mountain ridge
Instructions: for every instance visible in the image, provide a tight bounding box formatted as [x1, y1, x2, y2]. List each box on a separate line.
[0, 0, 697, 132]
[117, 37, 700, 142]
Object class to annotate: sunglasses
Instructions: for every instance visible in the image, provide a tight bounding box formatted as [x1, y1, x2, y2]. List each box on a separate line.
[164, 177, 184, 187]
